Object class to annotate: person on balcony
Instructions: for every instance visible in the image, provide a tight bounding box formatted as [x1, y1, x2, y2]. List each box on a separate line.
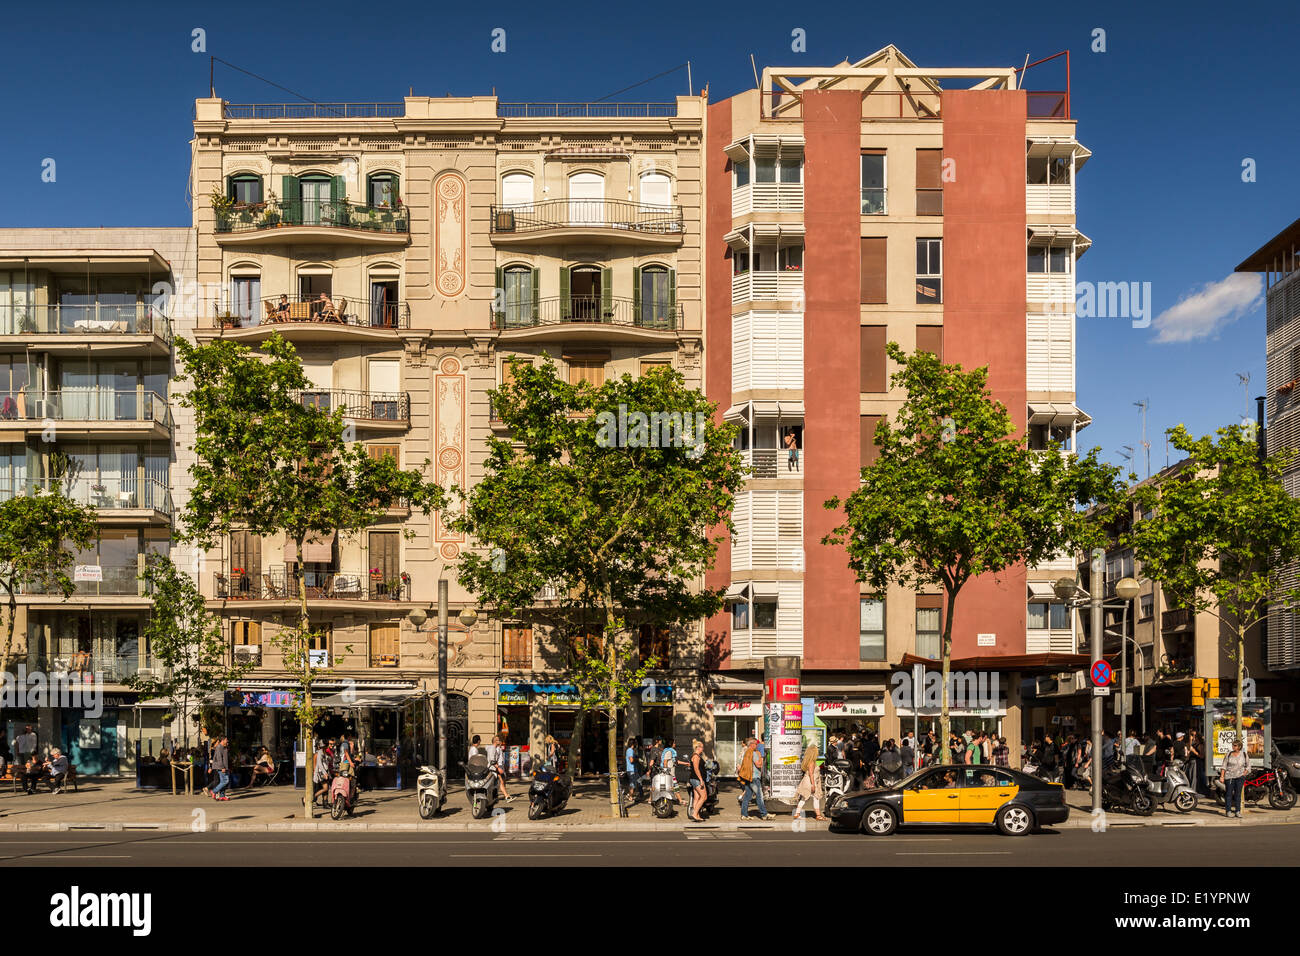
[315, 293, 340, 323]
[784, 430, 801, 472]
[274, 295, 290, 321]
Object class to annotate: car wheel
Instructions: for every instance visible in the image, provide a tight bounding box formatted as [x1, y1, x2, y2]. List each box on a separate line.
[860, 804, 897, 836]
[996, 804, 1034, 836]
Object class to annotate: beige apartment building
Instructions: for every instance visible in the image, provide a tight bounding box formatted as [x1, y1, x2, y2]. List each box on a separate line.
[0, 227, 193, 773]
[189, 94, 706, 768]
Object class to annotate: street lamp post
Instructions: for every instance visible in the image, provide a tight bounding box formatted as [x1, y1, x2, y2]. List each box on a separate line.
[409, 592, 478, 777]
[1055, 556, 1112, 814]
[1115, 577, 1142, 752]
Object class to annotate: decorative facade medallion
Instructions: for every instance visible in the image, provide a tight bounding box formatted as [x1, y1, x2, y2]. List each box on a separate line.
[433, 172, 467, 298]
[434, 355, 466, 558]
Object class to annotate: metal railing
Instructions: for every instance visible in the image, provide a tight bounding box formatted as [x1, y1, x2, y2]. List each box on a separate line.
[214, 295, 409, 330]
[0, 477, 173, 515]
[291, 389, 410, 424]
[0, 303, 171, 341]
[214, 566, 409, 602]
[490, 199, 684, 235]
[732, 271, 804, 304]
[223, 102, 405, 119]
[492, 295, 677, 331]
[31, 653, 156, 682]
[1027, 92, 1069, 119]
[498, 102, 676, 118]
[215, 198, 408, 235]
[0, 389, 171, 428]
[22, 564, 147, 597]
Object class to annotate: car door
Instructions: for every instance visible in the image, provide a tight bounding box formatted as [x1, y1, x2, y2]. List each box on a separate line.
[901, 768, 963, 824]
[958, 768, 1019, 824]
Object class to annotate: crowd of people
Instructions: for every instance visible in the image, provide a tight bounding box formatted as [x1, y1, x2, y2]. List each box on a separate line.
[1024, 727, 1211, 793]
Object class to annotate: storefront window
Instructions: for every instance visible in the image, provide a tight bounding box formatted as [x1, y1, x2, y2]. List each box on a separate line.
[714, 715, 760, 777]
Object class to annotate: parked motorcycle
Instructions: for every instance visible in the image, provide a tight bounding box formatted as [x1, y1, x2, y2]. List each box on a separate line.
[527, 767, 572, 820]
[416, 764, 447, 820]
[822, 759, 852, 807]
[464, 754, 501, 819]
[869, 751, 907, 789]
[650, 763, 678, 819]
[702, 758, 720, 815]
[329, 768, 358, 820]
[1210, 747, 1298, 810]
[1146, 759, 1198, 813]
[1102, 755, 1154, 815]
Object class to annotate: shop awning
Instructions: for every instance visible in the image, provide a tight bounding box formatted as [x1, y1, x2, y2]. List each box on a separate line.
[312, 688, 423, 709]
[1028, 581, 1059, 599]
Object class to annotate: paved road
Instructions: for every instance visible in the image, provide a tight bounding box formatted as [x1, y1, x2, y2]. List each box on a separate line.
[2, 824, 1297, 866]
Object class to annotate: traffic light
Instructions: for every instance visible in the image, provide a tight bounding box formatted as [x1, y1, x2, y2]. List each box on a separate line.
[1192, 678, 1220, 706]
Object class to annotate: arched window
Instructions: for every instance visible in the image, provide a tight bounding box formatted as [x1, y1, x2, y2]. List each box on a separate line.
[227, 173, 263, 205]
[501, 173, 534, 209]
[568, 172, 604, 225]
[635, 265, 676, 329]
[639, 171, 671, 208]
[367, 172, 400, 209]
[496, 264, 536, 328]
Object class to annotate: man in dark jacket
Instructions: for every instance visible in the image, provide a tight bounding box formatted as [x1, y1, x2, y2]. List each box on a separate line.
[210, 735, 231, 801]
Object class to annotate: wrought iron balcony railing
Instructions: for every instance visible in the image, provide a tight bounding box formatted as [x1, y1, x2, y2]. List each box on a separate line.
[497, 102, 676, 118]
[492, 295, 677, 332]
[0, 303, 171, 340]
[214, 566, 409, 602]
[215, 198, 408, 235]
[292, 389, 409, 424]
[213, 295, 409, 331]
[490, 199, 683, 236]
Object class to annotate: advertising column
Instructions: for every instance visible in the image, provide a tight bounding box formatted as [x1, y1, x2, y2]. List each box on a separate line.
[764, 656, 803, 800]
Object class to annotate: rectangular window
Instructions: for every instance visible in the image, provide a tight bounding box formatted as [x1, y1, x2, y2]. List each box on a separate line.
[367, 443, 400, 467]
[638, 623, 670, 664]
[778, 156, 802, 184]
[1140, 594, 1154, 620]
[1027, 602, 1048, 630]
[860, 326, 887, 393]
[732, 250, 750, 275]
[503, 625, 532, 669]
[861, 151, 886, 214]
[916, 148, 943, 215]
[369, 623, 400, 667]
[915, 325, 943, 361]
[915, 606, 941, 659]
[369, 531, 400, 598]
[1028, 244, 1072, 274]
[860, 237, 887, 304]
[860, 415, 882, 468]
[568, 359, 605, 387]
[308, 624, 332, 666]
[755, 156, 777, 184]
[860, 598, 885, 661]
[1050, 602, 1070, 630]
[639, 360, 670, 377]
[1029, 156, 1072, 185]
[232, 621, 262, 665]
[732, 601, 750, 631]
[778, 245, 803, 270]
[753, 601, 777, 630]
[916, 239, 942, 304]
[231, 276, 260, 322]
[733, 158, 750, 188]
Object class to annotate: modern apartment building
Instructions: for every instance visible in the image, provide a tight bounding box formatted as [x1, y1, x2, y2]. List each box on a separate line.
[1236, 219, 1300, 672]
[189, 94, 706, 767]
[703, 46, 1092, 769]
[0, 227, 192, 773]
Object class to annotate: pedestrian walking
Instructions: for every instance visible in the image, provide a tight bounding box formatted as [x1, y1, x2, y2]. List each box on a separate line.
[1188, 731, 1205, 793]
[313, 738, 331, 807]
[793, 743, 825, 821]
[623, 735, 643, 803]
[1124, 729, 1140, 758]
[737, 737, 773, 820]
[993, 736, 1010, 768]
[1220, 738, 1250, 818]
[687, 739, 708, 822]
[210, 735, 231, 801]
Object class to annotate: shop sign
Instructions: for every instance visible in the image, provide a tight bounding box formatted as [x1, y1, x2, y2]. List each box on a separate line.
[497, 683, 581, 706]
[712, 698, 762, 717]
[225, 690, 296, 709]
[74, 565, 102, 582]
[813, 699, 884, 717]
[641, 679, 673, 706]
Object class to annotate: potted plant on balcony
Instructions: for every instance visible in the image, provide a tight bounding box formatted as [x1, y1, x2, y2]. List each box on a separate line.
[16, 308, 36, 334]
[209, 188, 235, 231]
[216, 310, 241, 330]
[260, 191, 281, 228]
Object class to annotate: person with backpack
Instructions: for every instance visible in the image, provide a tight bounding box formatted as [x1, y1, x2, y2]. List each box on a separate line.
[737, 737, 774, 820]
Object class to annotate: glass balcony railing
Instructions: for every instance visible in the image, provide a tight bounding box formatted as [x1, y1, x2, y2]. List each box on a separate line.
[31, 653, 157, 683]
[22, 564, 148, 597]
[0, 477, 172, 515]
[0, 390, 171, 429]
[0, 303, 171, 340]
[215, 199, 408, 235]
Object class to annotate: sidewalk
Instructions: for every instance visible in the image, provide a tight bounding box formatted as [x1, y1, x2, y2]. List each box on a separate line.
[1, 776, 1296, 832]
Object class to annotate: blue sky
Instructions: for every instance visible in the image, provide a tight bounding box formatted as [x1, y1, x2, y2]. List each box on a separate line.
[1, 0, 1293, 473]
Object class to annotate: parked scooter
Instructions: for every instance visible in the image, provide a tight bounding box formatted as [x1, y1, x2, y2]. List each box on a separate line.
[822, 759, 852, 807]
[527, 767, 572, 820]
[464, 754, 501, 819]
[1102, 755, 1154, 815]
[702, 758, 720, 815]
[329, 768, 358, 820]
[650, 762, 678, 819]
[416, 764, 447, 819]
[870, 751, 907, 789]
[1146, 758, 1198, 813]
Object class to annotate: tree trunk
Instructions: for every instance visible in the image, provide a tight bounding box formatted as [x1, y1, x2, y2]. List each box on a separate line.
[568, 708, 585, 777]
[603, 589, 620, 816]
[939, 587, 958, 766]
[1236, 625, 1245, 744]
[1, 586, 17, 677]
[296, 538, 314, 820]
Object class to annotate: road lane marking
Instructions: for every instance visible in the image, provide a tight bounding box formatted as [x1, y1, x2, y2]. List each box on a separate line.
[449, 853, 600, 858]
[895, 851, 1011, 856]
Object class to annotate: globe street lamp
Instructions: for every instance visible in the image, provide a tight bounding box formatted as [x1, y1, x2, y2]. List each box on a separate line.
[1114, 577, 1142, 751]
[409, 593, 479, 776]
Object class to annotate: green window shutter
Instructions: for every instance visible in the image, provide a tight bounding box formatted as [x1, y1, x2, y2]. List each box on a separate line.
[632, 266, 642, 323]
[281, 176, 300, 224]
[331, 175, 346, 201]
[226, 175, 235, 200]
[494, 267, 504, 324]
[601, 267, 612, 318]
[559, 268, 571, 320]
[390, 174, 400, 205]
[256, 175, 264, 203]
[668, 268, 677, 328]
[531, 267, 540, 321]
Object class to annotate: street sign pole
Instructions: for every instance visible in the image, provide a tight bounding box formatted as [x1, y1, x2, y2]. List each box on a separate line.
[1090, 549, 1104, 813]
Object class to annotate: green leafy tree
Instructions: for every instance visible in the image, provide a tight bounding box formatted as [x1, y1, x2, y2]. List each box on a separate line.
[177, 333, 446, 818]
[126, 554, 252, 756]
[824, 343, 1124, 761]
[0, 491, 98, 677]
[451, 359, 745, 814]
[1126, 424, 1300, 743]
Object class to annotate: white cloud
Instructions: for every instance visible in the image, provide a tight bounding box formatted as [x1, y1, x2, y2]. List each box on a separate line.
[1152, 272, 1263, 344]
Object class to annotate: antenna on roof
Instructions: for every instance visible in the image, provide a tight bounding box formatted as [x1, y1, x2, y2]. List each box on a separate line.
[1236, 371, 1251, 419]
[750, 54, 760, 91]
[1134, 399, 1150, 480]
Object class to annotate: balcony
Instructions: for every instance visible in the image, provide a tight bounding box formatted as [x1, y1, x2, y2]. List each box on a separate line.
[214, 566, 410, 603]
[292, 389, 410, 430]
[0, 303, 171, 353]
[32, 653, 157, 683]
[732, 270, 804, 305]
[203, 295, 409, 343]
[1026, 629, 1076, 654]
[732, 183, 804, 217]
[223, 102, 404, 119]
[497, 102, 676, 118]
[22, 564, 148, 599]
[1161, 607, 1195, 633]
[492, 295, 679, 344]
[1026, 183, 1075, 217]
[1027, 273, 1074, 305]
[0, 389, 171, 439]
[214, 199, 409, 247]
[489, 200, 684, 246]
[741, 447, 804, 480]
[0, 478, 172, 522]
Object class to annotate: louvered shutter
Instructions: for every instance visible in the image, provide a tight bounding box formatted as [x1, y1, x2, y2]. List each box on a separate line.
[601, 267, 612, 318]
[732, 491, 752, 572]
[559, 268, 571, 320]
[493, 267, 504, 324]
[281, 176, 300, 224]
[531, 267, 540, 321]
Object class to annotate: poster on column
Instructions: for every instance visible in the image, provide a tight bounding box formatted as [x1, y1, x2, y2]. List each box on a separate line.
[765, 677, 803, 800]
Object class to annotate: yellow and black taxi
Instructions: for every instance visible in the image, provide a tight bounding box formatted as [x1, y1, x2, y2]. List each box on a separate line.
[828, 764, 1069, 836]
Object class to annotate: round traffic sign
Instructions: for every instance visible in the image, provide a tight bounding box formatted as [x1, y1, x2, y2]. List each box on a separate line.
[1090, 660, 1112, 687]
